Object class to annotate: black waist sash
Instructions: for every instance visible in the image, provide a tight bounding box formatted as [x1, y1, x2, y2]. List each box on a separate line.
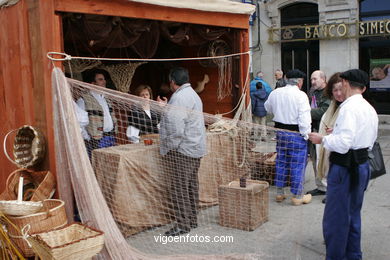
[274, 122, 299, 132]
[329, 148, 368, 187]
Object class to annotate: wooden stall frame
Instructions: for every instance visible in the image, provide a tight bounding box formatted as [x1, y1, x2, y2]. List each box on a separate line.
[1, 0, 251, 188]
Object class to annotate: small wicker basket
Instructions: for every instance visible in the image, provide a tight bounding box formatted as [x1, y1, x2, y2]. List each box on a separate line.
[28, 223, 104, 260]
[3, 125, 46, 168]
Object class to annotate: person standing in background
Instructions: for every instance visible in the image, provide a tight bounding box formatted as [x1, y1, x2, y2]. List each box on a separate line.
[250, 71, 272, 95]
[315, 73, 344, 204]
[309, 69, 378, 260]
[127, 84, 160, 142]
[306, 70, 331, 197]
[251, 81, 268, 141]
[265, 69, 312, 206]
[275, 69, 286, 88]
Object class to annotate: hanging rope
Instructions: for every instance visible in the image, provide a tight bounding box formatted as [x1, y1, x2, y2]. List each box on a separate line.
[47, 51, 250, 62]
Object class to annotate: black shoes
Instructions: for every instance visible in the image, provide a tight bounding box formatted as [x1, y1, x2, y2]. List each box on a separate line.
[306, 188, 326, 196]
[164, 227, 190, 237]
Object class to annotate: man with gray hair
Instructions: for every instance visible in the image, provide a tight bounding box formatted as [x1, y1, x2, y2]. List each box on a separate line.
[274, 69, 286, 88]
[158, 67, 207, 236]
[250, 71, 272, 95]
[306, 70, 331, 199]
[265, 69, 312, 206]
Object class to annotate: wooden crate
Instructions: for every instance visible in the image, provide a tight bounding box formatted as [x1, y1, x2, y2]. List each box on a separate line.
[218, 180, 269, 231]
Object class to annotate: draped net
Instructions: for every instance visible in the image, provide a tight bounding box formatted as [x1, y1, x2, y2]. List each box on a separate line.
[52, 67, 312, 259]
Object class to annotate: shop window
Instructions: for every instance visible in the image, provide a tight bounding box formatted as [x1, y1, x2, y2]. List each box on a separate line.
[360, 0, 390, 114]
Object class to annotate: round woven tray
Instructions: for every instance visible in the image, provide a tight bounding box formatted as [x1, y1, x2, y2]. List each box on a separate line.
[3, 125, 46, 168]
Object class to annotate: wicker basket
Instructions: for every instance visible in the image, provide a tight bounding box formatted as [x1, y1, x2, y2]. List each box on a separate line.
[28, 223, 104, 260]
[218, 180, 269, 231]
[6, 199, 68, 257]
[3, 125, 46, 168]
[250, 152, 291, 186]
[0, 200, 43, 216]
[0, 168, 56, 202]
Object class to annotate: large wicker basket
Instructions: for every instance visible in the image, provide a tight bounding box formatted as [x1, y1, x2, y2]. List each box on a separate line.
[28, 223, 104, 260]
[6, 199, 68, 257]
[3, 125, 46, 168]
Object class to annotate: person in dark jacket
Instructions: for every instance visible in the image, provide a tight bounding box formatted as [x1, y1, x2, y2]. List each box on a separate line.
[275, 69, 287, 88]
[306, 70, 331, 197]
[251, 81, 268, 140]
[127, 85, 160, 142]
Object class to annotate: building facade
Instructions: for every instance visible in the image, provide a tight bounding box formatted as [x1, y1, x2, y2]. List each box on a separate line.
[250, 0, 390, 114]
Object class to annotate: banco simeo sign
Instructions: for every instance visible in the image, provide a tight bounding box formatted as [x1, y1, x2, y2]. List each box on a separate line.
[269, 19, 390, 43]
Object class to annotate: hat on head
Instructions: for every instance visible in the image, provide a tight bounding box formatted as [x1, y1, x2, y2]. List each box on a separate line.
[339, 69, 369, 87]
[285, 69, 306, 79]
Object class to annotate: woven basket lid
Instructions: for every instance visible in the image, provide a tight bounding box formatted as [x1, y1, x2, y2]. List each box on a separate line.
[12, 125, 46, 168]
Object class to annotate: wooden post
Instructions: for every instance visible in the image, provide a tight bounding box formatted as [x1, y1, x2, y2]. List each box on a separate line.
[26, 0, 63, 173]
[239, 30, 251, 108]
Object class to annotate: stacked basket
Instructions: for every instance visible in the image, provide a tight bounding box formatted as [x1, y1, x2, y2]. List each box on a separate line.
[0, 126, 66, 257]
[2, 125, 105, 259]
[6, 199, 68, 257]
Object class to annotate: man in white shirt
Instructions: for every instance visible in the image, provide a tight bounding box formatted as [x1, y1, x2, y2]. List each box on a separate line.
[264, 69, 312, 206]
[309, 69, 378, 260]
[76, 69, 116, 157]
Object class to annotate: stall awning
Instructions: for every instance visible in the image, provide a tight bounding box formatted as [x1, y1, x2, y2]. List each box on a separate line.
[129, 0, 256, 15]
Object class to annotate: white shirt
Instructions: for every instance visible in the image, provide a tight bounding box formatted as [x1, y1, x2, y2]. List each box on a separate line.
[264, 84, 311, 138]
[73, 101, 89, 139]
[323, 94, 378, 154]
[76, 91, 114, 140]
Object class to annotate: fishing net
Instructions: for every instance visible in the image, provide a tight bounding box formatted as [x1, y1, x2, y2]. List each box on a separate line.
[52, 66, 318, 260]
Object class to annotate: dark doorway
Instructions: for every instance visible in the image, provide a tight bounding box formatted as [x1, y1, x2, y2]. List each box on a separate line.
[280, 3, 319, 93]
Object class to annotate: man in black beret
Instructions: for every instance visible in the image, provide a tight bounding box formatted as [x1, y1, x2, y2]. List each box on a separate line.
[309, 69, 378, 260]
[265, 69, 312, 206]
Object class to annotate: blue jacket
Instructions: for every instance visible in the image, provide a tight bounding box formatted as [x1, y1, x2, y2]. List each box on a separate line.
[251, 88, 268, 117]
[250, 77, 272, 95]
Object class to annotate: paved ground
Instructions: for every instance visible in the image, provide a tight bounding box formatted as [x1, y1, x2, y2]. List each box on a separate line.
[127, 134, 390, 259]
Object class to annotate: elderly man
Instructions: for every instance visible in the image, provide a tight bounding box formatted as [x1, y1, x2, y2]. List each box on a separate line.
[158, 67, 207, 236]
[307, 70, 331, 197]
[309, 69, 378, 260]
[265, 69, 312, 206]
[309, 70, 331, 131]
[250, 71, 272, 95]
[274, 69, 286, 88]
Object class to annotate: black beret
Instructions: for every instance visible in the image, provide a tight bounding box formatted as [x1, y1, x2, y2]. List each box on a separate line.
[340, 69, 369, 87]
[285, 69, 306, 79]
